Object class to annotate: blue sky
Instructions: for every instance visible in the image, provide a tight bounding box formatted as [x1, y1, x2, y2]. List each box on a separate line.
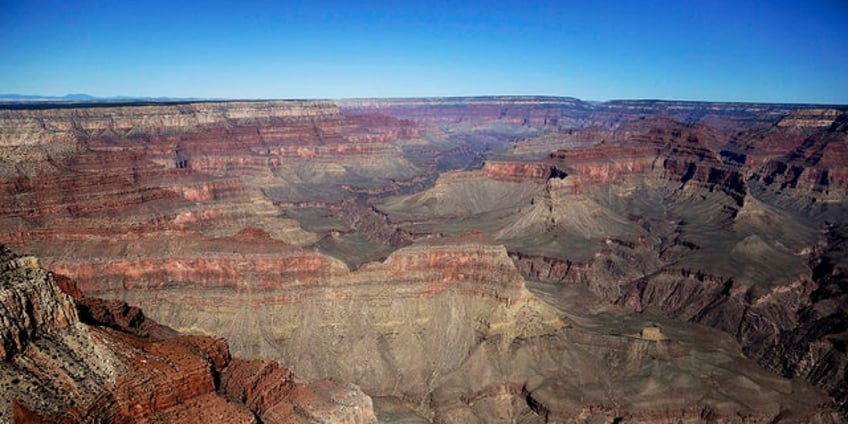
[1, 0, 846, 103]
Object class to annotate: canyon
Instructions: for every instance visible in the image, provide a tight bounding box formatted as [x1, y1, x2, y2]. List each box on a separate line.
[0, 97, 846, 422]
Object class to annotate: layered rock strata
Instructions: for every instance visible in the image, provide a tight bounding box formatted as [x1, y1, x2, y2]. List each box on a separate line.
[108, 237, 564, 399]
[2, 245, 839, 422]
[0, 252, 76, 360]
[220, 359, 377, 424]
[338, 96, 833, 131]
[1, 98, 847, 421]
[377, 110, 848, 416]
[0, 246, 378, 423]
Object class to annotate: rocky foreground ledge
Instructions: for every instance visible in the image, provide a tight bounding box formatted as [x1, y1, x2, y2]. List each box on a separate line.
[1, 245, 843, 423]
[0, 245, 377, 424]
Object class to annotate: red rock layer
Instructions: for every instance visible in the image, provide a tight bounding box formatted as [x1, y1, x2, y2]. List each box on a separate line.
[378, 240, 530, 301]
[339, 96, 592, 127]
[0, 99, 421, 246]
[544, 118, 748, 200]
[142, 393, 256, 424]
[219, 359, 296, 417]
[749, 128, 848, 193]
[339, 97, 816, 132]
[482, 160, 567, 181]
[97, 332, 224, 420]
[499, 113, 848, 209]
[220, 359, 378, 424]
[0, 247, 379, 423]
[51, 248, 347, 295]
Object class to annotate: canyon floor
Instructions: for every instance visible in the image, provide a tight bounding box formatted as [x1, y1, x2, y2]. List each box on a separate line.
[1, 97, 846, 423]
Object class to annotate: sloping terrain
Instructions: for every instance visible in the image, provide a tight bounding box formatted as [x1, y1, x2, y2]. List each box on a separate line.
[2, 244, 836, 423]
[0, 246, 378, 423]
[375, 106, 848, 417]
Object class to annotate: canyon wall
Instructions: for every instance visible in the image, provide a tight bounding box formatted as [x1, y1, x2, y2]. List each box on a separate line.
[2, 244, 839, 423]
[109, 239, 565, 400]
[0, 245, 378, 423]
[377, 106, 848, 416]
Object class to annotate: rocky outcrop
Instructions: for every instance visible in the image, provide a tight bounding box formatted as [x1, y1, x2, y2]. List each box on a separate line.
[482, 160, 567, 181]
[220, 359, 378, 424]
[74, 296, 179, 339]
[0, 247, 76, 360]
[776, 109, 845, 129]
[0, 246, 379, 423]
[1, 244, 232, 422]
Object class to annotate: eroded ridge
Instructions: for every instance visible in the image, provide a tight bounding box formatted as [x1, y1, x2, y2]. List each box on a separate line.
[0, 246, 377, 423]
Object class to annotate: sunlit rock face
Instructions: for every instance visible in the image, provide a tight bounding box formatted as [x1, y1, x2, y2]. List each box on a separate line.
[373, 102, 848, 418]
[0, 246, 378, 424]
[0, 98, 846, 421]
[111, 238, 564, 399]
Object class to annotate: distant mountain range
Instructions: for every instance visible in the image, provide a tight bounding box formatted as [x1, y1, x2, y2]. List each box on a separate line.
[0, 93, 212, 102]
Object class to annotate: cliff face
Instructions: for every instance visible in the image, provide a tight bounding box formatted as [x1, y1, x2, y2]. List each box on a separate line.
[5, 246, 837, 423]
[220, 359, 377, 424]
[482, 160, 567, 181]
[0, 249, 76, 360]
[1, 244, 237, 422]
[0, 246, 378, 424]
[0, 101, 339, 181]
[109, 238, 564, 400]
[338, 97, 822, 131]
[776, 108, 845, 129]
[0, 99, 426, 297]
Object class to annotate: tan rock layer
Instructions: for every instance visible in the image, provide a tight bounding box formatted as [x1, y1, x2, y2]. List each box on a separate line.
[0, 247, 76, 360]
[0, 247, 379, 423]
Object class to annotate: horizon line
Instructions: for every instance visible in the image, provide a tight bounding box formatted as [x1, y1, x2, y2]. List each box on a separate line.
[2, 93, 847, 108]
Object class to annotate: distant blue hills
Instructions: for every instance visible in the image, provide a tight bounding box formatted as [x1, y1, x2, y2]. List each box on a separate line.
[0, 93, 209, 102]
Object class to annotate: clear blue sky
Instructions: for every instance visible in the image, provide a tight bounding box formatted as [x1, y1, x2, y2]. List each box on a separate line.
[1, 0, 846, 103]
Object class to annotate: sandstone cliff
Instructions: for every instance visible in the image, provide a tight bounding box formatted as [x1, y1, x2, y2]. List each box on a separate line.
[107, 238, 564, 399]
[0, 250, 76, 360]
[0, 246, 378, 423]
